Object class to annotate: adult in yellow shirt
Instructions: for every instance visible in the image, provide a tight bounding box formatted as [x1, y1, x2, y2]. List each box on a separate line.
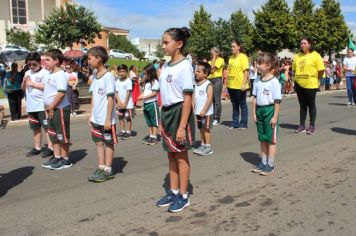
[227, 40, 249, 129]
[293, 36, 325, 135]
[208, 47, 225, 125]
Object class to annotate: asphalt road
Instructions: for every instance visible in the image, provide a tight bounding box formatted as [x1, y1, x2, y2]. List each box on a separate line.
[0, 90, 355, 236]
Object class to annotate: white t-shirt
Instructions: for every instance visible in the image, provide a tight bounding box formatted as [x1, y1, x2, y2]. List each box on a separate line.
[194, 80, 213, 115]
[129, 71, 137, 80]
[249, 65, 258, 80]
[159, 59, 194, 107]
[343, 56, 356, 76]
[253, 77, 282, 106]
[43, 70, 70, 108]
[90, 72, 116, 125]
[143, 80, 159, 104]
[25, 69, 48, 112]
[115, 78, 133, 109]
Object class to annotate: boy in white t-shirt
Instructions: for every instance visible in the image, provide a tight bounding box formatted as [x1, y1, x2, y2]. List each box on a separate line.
[41, 49, 72, 170]
[22, 52, 53, 158]
[115, 64, 134, 140]
[193, 62, 214, 156]
[87, 46, 117, 182]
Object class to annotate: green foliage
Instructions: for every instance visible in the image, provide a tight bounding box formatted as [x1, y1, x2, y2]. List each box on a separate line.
[229, 10, 255, 54]
[189, 5, 215, 59]
[0, 89, 5, 99]
[253, 0, 294, 52]
[35, 3, 102, 49]
[211, 18, 232, 59]
[107, 58, 149, 73]
[108, 33, 141, 58]
[5, 27, 34, 50]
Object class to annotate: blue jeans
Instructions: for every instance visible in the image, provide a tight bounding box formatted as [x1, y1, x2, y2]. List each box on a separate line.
[227, 88, 248, 128]
[346, 76, 356, 103]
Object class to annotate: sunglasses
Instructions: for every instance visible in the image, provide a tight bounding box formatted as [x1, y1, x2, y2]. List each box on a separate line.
[27, 63, 39, 67]
[65, 66, 71, 69]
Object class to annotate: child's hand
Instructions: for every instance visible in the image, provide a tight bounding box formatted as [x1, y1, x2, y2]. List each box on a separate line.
[88, 117, 92, 127]
[137, 95, 143, 100]
[26, 79, 34, 87]
[253, 113, 257, 123]
[199, 111, 205, 117]
[104, 120, 111, 130]
[47, 108, 54, 119]
[270, 116, 278, 128]
[176, 127, 186, 145]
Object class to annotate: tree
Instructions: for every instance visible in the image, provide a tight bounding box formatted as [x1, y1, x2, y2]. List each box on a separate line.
[6, 27, 34, 50]
[291, 0, 316, 50]
[318, 0, 350, 57]
[253, 0, 294, 52]
[108, 33, 141, 58]
[35, 3, 102, 49]
[229, 10, 255, 55]
[210, 18, 232, 59]
[189, 5, 214, 59]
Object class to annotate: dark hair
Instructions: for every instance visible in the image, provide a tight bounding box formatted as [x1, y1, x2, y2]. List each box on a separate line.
[129, 65, 136, 71]
[88, 46, 109, 64]
[257, 52, 278, 74]
[164, 27, 190, 50]
[231, 39, 245, 53]
[26, 52, 41, 63]
[117, 64, 128, 72]
[300, 36, 314, 52]
[197, 61, 212, 76]
[143, 64, 158, 84]
[44, 49, 64, 65]
[347, 48, 354, 52]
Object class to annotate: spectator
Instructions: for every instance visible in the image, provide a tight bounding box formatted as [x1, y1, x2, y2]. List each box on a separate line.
[342, 48, 356, 106]
[5, 63, 23, 120]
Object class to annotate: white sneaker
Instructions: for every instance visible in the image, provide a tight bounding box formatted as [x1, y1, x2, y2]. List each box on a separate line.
[193, 145, 205, 154]
[352, 103, 355, 107]
[347, 102, 352, 107]
[212, 120, 219, 126]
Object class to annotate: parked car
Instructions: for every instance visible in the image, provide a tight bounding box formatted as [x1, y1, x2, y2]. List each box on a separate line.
[109, 49, 132, 59]
[144, 53, 160, 62]
[1, 45, 28, 52]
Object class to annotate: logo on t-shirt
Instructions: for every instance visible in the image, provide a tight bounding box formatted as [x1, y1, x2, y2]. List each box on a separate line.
[35, 77, 42, 82]
[263, 89, 270, 95]
[166, 74, 173, 83]
[123, 85, 127, 90]
[199, 90, 205, 96]
[98, 88, 106, 96]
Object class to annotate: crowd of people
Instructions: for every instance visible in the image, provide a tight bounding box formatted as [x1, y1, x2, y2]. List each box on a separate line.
[2, 26, 356, 213]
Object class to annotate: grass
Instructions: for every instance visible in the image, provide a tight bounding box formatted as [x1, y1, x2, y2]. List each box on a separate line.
[0, 89, 5, 99]
[107, 58, 150, 73]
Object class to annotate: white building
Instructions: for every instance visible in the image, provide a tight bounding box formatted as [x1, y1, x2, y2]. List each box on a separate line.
[130, 37, 161, 55]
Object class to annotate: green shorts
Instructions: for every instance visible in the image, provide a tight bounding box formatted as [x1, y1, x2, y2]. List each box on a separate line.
[196, 115, 213, 130]
[91, 122, 118, 144]
[256, 104, 279, 144]
[144, 101, 160, 127]
[28, 111, 47, 130]
[161, 102, 195, 153]
[47, 106, 71, 144]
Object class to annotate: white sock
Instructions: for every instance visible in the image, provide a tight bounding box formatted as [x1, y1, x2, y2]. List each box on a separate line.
[121, 130, 126, 133]
[98, 165, 105, 170]
[268, 157, 274, 167]
[49, 147, 53, 151]
[104, 166, 112, 173]
[127, 130, 131, 134]
[35, 147, 41, 150]
[62, 156, 69, 160]
[205, 144, 211, 147]
[171, 189, 179, 195]
[261, 156, 267, 165]
[54, 156, 61, 159]
[182, 193, 189, 199]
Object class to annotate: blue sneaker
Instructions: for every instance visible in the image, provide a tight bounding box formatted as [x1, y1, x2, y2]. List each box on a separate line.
[259, 164, 275, 176]
[168, 194, 190, 213]
[156, 191, 178, 207]
[251, 162, 267, 173]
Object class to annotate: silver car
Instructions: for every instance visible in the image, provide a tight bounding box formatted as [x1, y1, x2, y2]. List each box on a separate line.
[109, 49, 132, 59]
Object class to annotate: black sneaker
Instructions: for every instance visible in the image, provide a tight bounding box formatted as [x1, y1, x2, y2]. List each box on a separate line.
[40, 148, 54, 158]
[26, 148, 41, 157]
[117, 131, 125, 137]
[42, 157, 60, 168]
[49, 157, 73, 170]
[147, 137, 158, 145]
[121, 132, 131, 140]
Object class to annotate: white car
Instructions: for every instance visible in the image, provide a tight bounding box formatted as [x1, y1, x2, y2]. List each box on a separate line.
[1, 45, 28, 52]
[109, 49, 132, 59]
[144, 53, 160, 62]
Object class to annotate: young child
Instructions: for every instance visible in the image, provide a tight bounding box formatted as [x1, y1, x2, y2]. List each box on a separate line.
[41, 49, 72, 170]
[138, 64, 160, 145]
[65, 63, 79, 116]
[156, 27, 195, 213]
[115, 64, 134, 140]
[87, 46, 117, 182]
[251, 52, 281, 175]
[22, 52, 53, 158]
[193, 62, 214, 155]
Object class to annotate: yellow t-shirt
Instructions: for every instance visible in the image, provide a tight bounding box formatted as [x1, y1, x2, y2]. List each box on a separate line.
[292, 51, 325, 89]
[208, 57, 225, 79]
[227, 53, 249, 89]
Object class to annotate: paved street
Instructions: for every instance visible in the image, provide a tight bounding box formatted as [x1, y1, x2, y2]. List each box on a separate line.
[0, 90, 355, 236]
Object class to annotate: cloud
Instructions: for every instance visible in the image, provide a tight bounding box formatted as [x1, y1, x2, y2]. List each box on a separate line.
[347, 21, 356, 36]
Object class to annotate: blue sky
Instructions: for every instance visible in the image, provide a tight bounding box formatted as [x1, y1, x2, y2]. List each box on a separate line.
[76, 0, 356, 39]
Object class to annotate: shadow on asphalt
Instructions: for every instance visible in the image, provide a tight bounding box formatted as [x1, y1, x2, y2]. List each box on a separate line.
[331, 127, 356, 136]
[70, 149, 87, 164]
[240, 152, 260, 166]
[112, 157, 128, 174]
[279, 123, 299, 130]
[162, 173, 194, 195]
[328, 103, 347, 106]
[0, 166, 34, 198]
[221, 121, 233, 127]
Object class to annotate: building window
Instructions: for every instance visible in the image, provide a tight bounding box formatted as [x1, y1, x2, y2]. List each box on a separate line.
[12, 0, 27, 24]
